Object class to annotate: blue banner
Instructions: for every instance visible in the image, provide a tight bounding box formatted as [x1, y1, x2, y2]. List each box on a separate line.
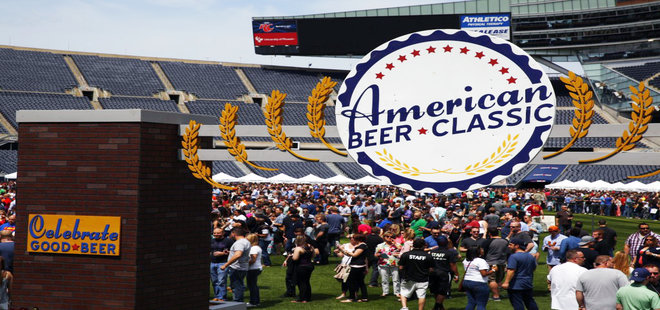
[522, 165, 567, 183]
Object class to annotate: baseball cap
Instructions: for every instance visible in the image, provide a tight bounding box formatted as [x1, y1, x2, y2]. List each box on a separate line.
[578, 236, 595, 246]
[631, 267, 651, 282]
[548, 226, 559, 232]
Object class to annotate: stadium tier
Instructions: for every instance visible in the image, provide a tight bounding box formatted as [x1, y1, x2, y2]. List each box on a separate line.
[613, 61, 660, 81]
[0, 150, 17, 174]
[158, 62, 249, 99]
[98, 97, 179, 112]
[242, 67, 322, 102]
[71, 55, 164, 96]
[0, 48, 77, 92]
[212, 161, 246, 178]
[504, 164, 537, 185]
[555, 165, 660, 183]
[545, 137, 649, 149]
[555, 109, 608, 124]
[186, 101, 264, 125]
[248, 161, 336, 178]
[335, 162, 372, 180]
[0, 47, 658, 186]
[0, 92, 92, 128]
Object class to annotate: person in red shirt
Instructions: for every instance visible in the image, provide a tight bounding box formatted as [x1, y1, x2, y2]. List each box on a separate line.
[527, 204, 543, 217]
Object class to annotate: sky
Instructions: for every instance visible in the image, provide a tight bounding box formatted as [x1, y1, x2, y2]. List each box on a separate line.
[0, 0, 451, 70]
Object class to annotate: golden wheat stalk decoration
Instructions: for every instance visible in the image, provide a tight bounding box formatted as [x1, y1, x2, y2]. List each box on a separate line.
[580, 82, 653, 164]
[376, 134, 518, 176]
[307, 77, 347, 156]
[219, 103, 277, 171]
[265, 90, 319, 162]
[628, 83, 657, 179]
[543, 71, 594, 159]
[181, 120, 235, 190]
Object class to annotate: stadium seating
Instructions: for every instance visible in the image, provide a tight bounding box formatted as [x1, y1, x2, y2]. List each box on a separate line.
[555, 165, 660, 183]
[242, 68, 321, 102]
[545, 137, 649, 149]
[613, 62, 660, 81]
[72, 55, 164, 96]
[335, 162, 371, 180]
[504, 164, 536, 185]
[0, 150, 17, 174]
[186, 101, 264, 125]
[99, 97, 179, 112]
[0, 92, 92, 128]
[248, 161, 336, 178]
[282, 104, 337, 126]
[649, 76, 660, 90]
[158, 62, 248, 99]
[0, 48, 77, 92]
[555, 110, 608, 124]
[212, 161, 246, 178]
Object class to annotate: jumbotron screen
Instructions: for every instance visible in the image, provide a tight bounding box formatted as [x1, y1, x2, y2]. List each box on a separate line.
[252, 13, 511, 56]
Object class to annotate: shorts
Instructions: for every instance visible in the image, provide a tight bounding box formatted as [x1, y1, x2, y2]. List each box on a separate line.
[429, 272, 451, 295]
[401, 280, 428, 299]
[488, 264, 506, 283]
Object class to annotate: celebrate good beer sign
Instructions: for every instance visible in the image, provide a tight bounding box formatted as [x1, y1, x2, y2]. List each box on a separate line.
[336, 29, 556, 193]
[28, 214, 121, 256]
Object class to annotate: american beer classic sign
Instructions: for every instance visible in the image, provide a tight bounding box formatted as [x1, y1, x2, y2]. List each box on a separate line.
[336, 29, 556, 193]
[28, 214, 121, 256]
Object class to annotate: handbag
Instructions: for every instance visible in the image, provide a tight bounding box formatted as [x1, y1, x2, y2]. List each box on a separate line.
[457, 261, 472, 292]
[333, 263, 351, 282]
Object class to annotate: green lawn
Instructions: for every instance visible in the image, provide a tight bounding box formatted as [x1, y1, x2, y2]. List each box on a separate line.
[219, 214, 660, 309]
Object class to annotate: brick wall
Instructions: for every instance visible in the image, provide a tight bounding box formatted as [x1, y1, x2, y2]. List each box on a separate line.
[13, 121, 210, 309]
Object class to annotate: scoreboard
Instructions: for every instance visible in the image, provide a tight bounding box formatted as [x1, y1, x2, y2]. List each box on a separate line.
[253, 13, 511, 56]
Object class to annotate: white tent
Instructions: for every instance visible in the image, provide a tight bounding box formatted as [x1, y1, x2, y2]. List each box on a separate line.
[268, 173, 298, 183]
[355, 175, 385, 185]
[324, 175, 354, 184]
[3, 172, 16, 180]
[546, 179, 574, 189]
[297, 174, 327, 184]
[212, 172, 238, 183]
[591, 180, 611, 191]
[236, 173, 269, 183]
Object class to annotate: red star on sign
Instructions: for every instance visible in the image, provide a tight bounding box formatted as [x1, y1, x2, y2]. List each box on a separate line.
[426, 46, 436, 53]
[460, 47, 470, 54]
[375, 72, 384, 79]
[418, 127, 428, 135]
[385, 63, 395, 70]
[507, 76, 517, 84]
[488, 59, 499, 66]
[475, 51, 485, 59]
[411, 50, 420, 57]
[72, 244, 80, 251]
[398, 55, 407, 62]
[443, 45, 453, 52]
[499, 67, 509, 75]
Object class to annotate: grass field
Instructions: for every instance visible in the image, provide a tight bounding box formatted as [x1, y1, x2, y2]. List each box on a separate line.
[218, 213, 660, 309]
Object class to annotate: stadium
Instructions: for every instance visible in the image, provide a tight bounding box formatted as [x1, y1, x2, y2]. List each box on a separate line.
[1, 0, 660, 308]
[1, 0, 660, 189]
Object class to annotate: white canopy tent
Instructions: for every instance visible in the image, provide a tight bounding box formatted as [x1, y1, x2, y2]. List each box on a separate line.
[545, 179, 660, 192]
[3, 172, 16, 180]
[210, 172, 384, 185]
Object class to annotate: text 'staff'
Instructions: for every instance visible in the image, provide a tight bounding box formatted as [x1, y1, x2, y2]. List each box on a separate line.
[336, 29, 556, 194]
[28, 214, 121, 256]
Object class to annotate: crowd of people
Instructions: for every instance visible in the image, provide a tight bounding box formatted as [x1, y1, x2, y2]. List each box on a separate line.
[209, 183, 660, 309]
[0, 181, 16, 310]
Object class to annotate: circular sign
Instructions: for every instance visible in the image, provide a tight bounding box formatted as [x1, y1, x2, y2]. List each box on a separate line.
[336, 29, 556, 193]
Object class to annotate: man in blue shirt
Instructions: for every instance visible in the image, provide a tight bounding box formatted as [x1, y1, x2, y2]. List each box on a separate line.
[502, 238, 539, 310]
[424, 228, 443, 252]
[559, 227, 582, 261]
[326, 206, 345, 251]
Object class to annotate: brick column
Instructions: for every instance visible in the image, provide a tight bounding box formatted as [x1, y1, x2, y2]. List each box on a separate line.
[13, 110, 216, 309]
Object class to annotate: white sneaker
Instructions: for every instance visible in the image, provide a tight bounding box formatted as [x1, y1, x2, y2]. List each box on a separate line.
[400, 307, 409, 310]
